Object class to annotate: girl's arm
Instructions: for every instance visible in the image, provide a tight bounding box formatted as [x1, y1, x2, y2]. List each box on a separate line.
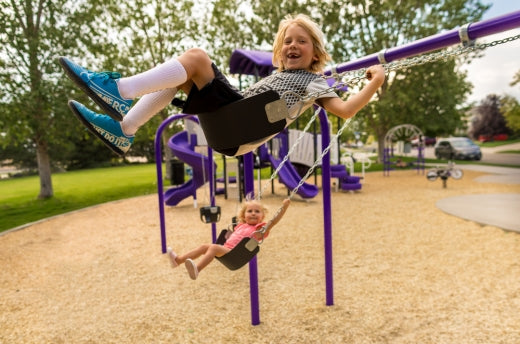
[255, 198, 291, 240]
[318, 65, 385, 119]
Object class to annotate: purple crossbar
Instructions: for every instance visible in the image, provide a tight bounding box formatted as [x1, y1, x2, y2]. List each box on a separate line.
[326, 10, 520, 74]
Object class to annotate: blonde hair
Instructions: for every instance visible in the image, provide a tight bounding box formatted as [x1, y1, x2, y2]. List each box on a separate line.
[237, 200, 268, 223]
[272, 14, 331, 73]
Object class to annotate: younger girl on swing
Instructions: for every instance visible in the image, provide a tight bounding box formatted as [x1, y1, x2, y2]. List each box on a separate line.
[59, 14, 385, 156]
[168, 198, 290, 280]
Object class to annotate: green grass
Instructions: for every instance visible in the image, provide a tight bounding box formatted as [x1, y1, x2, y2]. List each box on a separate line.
[477, 138, 520, 148]
[498, 150, 520, 154]
[2, 155, 519, 234]
[0, 164, 160, 233]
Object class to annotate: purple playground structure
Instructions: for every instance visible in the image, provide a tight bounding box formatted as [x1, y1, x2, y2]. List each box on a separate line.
[164, 124, 212, 206]
[257, 133, 319, 199]
[262, 146, 319, 199]
[155, 10, 520, 326]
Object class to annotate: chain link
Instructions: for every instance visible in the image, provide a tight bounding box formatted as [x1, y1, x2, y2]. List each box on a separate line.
[289, 115, 353, 199]
[308, 34, 520, 101]
[257, 106, 322, 199]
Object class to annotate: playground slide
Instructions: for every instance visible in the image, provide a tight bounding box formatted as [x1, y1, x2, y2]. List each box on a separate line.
[164, 131, 210, 206]
[267, 154, 319, 199]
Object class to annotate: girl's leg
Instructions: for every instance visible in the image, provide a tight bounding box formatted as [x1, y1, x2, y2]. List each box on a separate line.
[175, 243, 212, 265]
[175, 243, 230, 272]
[117, 48, 215, 99]
[196, 244, 230, 272]
[120, 88, 177, 136]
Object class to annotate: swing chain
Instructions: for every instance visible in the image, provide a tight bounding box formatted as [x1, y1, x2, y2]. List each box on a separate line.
[313, 33, 520, 100]
[288, 116, 353, 199]
[257, 106, 323, 200]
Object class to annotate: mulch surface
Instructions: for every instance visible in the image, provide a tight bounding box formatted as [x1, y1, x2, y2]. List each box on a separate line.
[1, 170, 519, 343]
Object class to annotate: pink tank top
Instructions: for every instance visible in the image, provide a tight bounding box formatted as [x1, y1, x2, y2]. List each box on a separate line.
[224, 222, 267, 249]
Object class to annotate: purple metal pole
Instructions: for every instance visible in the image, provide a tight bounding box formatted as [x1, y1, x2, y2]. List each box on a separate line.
[242, 152, 261, 325]
[154, 114, 191, 254]
[207, 147, 218, 243]
[318, 108, 334, 306]
[326, 10, 520, 74]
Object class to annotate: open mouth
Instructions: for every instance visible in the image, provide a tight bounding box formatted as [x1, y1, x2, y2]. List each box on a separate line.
[287, 53, 300, 59]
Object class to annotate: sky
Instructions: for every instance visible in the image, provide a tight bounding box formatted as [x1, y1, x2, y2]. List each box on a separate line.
[462, 1, 520, 104]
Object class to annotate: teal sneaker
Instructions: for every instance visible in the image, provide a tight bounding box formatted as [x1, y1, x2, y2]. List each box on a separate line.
[68, 100, 134, 156]
[59, 57, 132, 121]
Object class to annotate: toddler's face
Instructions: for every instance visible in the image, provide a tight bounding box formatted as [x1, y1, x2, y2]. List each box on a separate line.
[244, 204, 265, 225]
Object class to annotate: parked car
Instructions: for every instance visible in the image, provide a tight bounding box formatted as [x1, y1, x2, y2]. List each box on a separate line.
[411, 136, 437, 147]
[434, 137, 482, 160]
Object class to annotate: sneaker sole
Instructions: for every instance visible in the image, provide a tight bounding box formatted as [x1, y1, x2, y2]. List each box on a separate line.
[185, 259, 198, 280]
[59, 57, 124, 122]
[68, 100, 125, 156]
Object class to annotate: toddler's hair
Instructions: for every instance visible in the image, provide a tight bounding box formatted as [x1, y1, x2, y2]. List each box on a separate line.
[237, 200, 268, 223]
[272, 13, 331, 73]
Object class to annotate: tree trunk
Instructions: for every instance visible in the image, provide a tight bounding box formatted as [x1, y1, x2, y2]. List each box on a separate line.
[36, 140, 53, 199]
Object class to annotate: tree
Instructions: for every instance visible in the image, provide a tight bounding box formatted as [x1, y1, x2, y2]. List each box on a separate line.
[0, 0, 115, 198]
[97, 0, 207, 174]
[511, 70, 520, 87]
[501, 95, 520, 136]
[470, 94, 511, 139]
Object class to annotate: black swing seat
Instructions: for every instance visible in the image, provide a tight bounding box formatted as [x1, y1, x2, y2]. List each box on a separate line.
[215, 229, 260, 271]
[197, 90, 288, 156]
[199, 206, 221, 223]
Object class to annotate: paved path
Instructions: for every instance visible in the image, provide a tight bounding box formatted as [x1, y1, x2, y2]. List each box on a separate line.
[437, 194, 520, 233]
[436, 164, 520, 233]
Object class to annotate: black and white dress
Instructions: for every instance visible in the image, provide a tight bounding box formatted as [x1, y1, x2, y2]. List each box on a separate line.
[235, 69, 338, 155]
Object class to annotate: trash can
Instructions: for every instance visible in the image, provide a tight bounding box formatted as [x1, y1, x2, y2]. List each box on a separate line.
[170, 159, 184, 185]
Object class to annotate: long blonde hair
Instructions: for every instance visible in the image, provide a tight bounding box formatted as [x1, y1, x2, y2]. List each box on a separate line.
[272, 14, 331, 73]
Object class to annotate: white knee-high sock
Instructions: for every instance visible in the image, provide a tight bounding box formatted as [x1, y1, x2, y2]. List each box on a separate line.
[117, 59, 187, 99]
[121, 88, 177, 136]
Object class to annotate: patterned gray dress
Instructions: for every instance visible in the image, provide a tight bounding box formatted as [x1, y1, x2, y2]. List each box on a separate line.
[234, 69, 338, 155]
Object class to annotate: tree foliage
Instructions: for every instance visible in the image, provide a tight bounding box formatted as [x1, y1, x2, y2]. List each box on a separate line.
[0, 0, 111, 197]
[470, 94, 511, 139]
[501, 95, 520, 136]
[511, 70, 520, 87]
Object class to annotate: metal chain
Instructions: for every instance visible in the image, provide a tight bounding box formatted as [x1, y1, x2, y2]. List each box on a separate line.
[309, 34, 520, 101]
[288, 116, 353, 199]
[257, 106, 322, 200]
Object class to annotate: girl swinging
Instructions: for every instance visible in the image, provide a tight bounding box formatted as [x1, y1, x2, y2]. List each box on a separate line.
[59, 14, 385, 156]
[167, 198, 290, 280]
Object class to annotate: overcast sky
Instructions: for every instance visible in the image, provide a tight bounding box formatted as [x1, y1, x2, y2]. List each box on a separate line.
[462, 1, 520, 104]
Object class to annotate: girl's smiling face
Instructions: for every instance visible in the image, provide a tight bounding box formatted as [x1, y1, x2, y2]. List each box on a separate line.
[281, 23, 318, 71]
[244, 204, 265, 225]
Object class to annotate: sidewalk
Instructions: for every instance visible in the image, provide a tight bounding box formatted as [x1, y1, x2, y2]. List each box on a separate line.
[436, 194, 520, 233]
[459, 164, 520, 184]
[436, 164, 520, 233]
